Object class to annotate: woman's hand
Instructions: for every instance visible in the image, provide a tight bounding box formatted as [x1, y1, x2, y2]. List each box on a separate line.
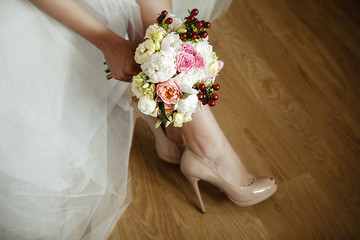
[100, 35, 141, 82]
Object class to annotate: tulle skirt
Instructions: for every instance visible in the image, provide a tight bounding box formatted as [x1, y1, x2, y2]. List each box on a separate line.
[0, 0, 231, 239]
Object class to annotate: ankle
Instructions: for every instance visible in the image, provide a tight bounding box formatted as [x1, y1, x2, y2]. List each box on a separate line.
[164, 124, 183, 143]
[187, 139, 227, 163]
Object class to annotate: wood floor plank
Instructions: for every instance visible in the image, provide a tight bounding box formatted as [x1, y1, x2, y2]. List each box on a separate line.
[255, 173, 355, 239]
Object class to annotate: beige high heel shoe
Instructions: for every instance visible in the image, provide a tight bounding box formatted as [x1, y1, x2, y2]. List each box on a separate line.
[180, 148, 277, 212]
[132, 101, 184, 164]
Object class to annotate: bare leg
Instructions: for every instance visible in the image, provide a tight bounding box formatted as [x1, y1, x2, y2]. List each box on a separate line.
[182, 106, 254, 186]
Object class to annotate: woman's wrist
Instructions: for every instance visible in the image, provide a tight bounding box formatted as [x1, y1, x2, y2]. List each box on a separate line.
[91, 29, 122, 53]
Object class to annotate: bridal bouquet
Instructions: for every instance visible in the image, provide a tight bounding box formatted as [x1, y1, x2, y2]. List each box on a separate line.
[132, 9, 223, 127]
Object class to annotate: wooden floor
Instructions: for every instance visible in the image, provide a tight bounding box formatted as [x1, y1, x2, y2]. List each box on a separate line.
[109, 0, 360, 239]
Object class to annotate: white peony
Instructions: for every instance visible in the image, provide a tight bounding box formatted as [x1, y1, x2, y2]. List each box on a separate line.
[166, 15, 183, 33]
[135, 39, 156, 64]
[177, 94, 200, 117]
[175, 69, 206, 94]
[194, 41, 213, 65]
[141, 51, 177, 83]
[161, 32, 183, 57]
[138, 96, 157, 117]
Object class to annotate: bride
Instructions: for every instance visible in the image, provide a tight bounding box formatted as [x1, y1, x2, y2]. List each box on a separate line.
[0, 0, 276, 239]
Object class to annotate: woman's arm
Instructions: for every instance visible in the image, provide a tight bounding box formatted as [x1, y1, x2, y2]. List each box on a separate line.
[30, 0, 140, 81]
[135, 0, 173, 29]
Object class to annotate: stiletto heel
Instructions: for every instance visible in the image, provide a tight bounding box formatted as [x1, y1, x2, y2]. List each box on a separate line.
[184, 175, 206, 213]
[131, 101, 184, 164]
[180, 148, 277, 212]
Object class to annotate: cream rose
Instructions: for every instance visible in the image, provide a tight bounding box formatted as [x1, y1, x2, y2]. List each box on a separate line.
[145, 24, 167, 41]
[173, 112, 192, 127]
[132, 73, 155, 99]
[135, 39, 156, 64]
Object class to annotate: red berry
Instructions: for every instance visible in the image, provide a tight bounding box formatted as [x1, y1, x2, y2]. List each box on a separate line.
[200, 31, 208, 38]
[213, 83, 220, 90]
[180, 33, 187, 39]
[157, 16, 163, 22]
[188, 15, 195, 22]
[161, 10, 168, 17]
[191, 9, 199, 16]
[196, 21, 203, 28]
[197, 93, 204, 100]
[202, 99, 208, 105]
[191, 34, 198, 40]
[165, 18, 173, 24]
[211, 93, 219, 101]
[204, 22, 211, 28]
[209, 100, 216, 107]
[197, 83, 205, 91]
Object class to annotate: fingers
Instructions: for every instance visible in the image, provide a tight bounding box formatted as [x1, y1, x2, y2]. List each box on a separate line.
[110, 65, 141, 82]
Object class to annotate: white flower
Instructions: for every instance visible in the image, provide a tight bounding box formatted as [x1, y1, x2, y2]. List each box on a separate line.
[177, 94, 200, 117]
[131, 78, 143, 99]
[138, 96, 157, 117]
[145, 24, 167, 41]
[173, 112, 184, 127]
[166, 15, 183, 33]
[131, 72, 156, 99]
[173, 112, 192, 127]
[161, 32, 183, 57]
[141, 51, 177, 83]
[194, 41, 213, 65]
[135, 39, 156, 64]
[175, 69, 206, 94]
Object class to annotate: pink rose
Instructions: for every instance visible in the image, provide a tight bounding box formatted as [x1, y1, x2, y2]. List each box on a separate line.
[194, 53, 206, 70]
[156, 79, 181, 104]
[181, 43, 196, 55]
[176, 52, 195, 72]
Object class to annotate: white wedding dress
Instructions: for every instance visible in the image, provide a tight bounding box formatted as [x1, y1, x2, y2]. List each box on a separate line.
[0, 0, 231, 239]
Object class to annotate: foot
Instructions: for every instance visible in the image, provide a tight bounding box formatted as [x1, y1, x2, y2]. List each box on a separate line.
[192, 139, 254, 187]
[182, 106, 254, 187]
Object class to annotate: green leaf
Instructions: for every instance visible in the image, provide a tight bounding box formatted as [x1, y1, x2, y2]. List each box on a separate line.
[155, 118, 162, 129]
[165, 120, 171, 128]
[158, 102, 170, 122]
